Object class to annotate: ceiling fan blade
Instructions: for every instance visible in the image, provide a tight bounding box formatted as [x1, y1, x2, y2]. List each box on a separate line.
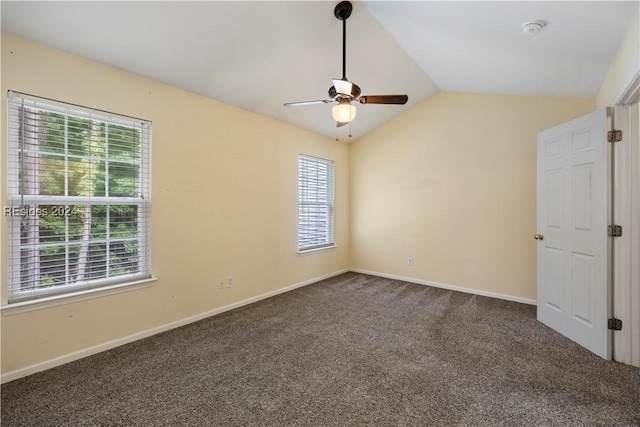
[358, 95, 408, 105]
[336, 121, 348, 128]
[284, 100, 331, 107]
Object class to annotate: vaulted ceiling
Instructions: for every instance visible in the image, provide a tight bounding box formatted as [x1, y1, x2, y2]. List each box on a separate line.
[2, 1, 637, 140]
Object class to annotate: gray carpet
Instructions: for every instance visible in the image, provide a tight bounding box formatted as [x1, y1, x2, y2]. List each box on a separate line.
[2, 272, 639, 426]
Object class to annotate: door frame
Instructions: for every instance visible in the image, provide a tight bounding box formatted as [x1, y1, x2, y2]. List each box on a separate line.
[612, 70, 640, 367]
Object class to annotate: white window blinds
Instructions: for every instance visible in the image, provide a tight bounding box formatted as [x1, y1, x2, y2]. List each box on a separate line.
[298, 154, 335, 252]
[6, 92, 152, 303]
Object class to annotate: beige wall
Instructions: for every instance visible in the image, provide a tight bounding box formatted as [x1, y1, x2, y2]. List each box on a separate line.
[0, 34, 349, 374]
[350, 92, 595, 301]
[597, 10, 639, 108]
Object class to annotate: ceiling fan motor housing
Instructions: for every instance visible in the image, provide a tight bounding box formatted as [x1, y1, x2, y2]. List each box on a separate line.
[329, 82, 361, 100]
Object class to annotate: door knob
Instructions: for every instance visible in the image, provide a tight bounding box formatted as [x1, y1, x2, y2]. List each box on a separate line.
[534, 234, 544, 240]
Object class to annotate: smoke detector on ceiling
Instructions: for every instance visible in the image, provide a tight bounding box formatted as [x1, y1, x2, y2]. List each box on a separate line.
[522, 21, 546, 35]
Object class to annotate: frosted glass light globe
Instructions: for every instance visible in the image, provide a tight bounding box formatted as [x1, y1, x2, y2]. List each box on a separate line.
[332, 103, 356, 122]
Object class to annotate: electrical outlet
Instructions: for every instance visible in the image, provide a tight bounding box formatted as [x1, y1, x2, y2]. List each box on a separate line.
[218, 278, 226, 289]
[227, 276, 233, 288]
[407, 257, 413, 266]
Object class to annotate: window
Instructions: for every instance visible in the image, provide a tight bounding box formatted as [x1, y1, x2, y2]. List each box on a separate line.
[298, 154, 335, 252]
[6, 92, 151, 303]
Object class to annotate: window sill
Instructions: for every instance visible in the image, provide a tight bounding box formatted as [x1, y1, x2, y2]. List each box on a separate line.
[1, 277, 158, 316]
[297, 245, 337, 255]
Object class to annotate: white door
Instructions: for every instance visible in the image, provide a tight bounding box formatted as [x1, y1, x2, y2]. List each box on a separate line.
[536, 108, 611, 359]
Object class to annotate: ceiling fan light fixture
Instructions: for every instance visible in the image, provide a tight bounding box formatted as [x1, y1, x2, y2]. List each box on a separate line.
[332, 102, 356, 122]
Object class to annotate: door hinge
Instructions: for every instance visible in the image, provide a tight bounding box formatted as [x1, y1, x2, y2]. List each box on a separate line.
[608, 225, 622, 237]
[608, 318, 623, 331]
[607, 130, 622, 143]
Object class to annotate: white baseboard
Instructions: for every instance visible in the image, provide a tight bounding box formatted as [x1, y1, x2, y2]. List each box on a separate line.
[349, 269, 537, 306]
[1, 269, 349, 384]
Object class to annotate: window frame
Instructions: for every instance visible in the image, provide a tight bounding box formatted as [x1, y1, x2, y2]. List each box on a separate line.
[297, 154, 335, 253]
[5, 91, 152, 304]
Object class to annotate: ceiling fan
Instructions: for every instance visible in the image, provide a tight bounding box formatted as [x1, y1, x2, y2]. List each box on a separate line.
[284, 1, 408, 129]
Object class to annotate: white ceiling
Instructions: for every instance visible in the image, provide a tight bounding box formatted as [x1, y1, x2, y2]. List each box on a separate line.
[1, 1, 637, 140]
